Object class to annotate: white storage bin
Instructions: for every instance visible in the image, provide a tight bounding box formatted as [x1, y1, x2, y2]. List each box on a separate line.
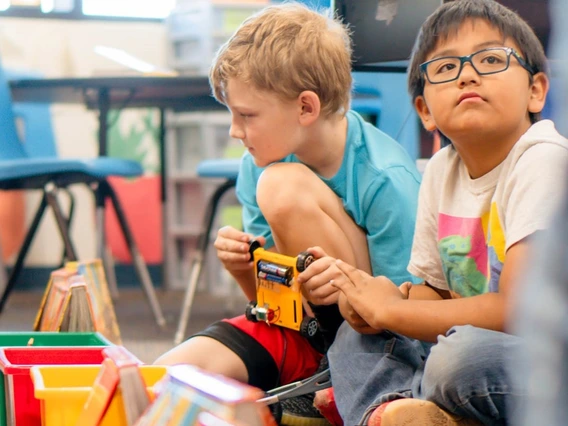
[166, 1, 268, 75]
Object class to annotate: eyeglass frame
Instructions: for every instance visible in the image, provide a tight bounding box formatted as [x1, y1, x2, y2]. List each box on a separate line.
[419, 47, 537, 85]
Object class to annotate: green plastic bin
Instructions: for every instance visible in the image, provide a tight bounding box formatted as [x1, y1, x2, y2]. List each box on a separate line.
[0, 332, 112, 426]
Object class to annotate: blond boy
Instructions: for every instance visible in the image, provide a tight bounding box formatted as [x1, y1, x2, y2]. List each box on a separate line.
[157, 4, 420, 423]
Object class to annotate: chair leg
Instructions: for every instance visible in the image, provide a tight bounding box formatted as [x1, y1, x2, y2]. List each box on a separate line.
[102, 244, 120, 300]
[94, 185, 120, 300]
[101, 180, 166, 328]
[44, 183, 78, 261]
[0, 193, 49, 313]
[174, 179, 237, 345]
[58, 188, 75, 268]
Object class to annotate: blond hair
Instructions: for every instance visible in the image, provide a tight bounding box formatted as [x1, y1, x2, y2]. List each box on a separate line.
[210, 2, 352, 117]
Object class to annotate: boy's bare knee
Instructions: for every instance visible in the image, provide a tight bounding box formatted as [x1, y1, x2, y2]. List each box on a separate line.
[256, 163, 335, 215]
[258, 163, 315, 195]
[153, 336, 249, 383]
[257, 163, 319, 219]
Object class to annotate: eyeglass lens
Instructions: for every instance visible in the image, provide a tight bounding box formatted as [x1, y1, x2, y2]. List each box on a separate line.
[426, 49, 510, 83]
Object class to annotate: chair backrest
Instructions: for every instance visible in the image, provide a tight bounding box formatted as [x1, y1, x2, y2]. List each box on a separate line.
[0, 61, 27, 160]
[351, 85, 381, 128]
[11, 102, 58, 158]
[0, 61, 58, 160]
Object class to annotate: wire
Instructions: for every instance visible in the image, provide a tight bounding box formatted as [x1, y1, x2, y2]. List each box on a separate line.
[275, 326, 287, 388]
[395, 107, 415, 140]
[271, 307, 281, 324]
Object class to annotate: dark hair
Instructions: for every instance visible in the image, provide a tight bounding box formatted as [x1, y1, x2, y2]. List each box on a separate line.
[408, 0, 548, 124]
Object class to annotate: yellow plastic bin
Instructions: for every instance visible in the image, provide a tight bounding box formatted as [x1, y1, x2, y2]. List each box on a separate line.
[0, 331, 112, 426]
[31, 364, 167, 426]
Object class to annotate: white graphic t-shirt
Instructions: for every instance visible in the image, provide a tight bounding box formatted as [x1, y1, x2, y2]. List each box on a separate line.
[408, 120, 568, 297]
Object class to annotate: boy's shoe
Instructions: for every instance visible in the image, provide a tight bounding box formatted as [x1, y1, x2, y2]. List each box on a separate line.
[368, 399, 483, 426]
[280, 356, 332, 426]
[280, 392, 332, 426]
[314, 387, 343, 426]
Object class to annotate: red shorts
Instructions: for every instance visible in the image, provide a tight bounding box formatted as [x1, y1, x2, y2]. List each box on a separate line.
[225, 315, 322, 386]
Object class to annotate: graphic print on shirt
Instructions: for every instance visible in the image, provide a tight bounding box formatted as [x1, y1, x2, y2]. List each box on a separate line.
[437, 204, 505, 297]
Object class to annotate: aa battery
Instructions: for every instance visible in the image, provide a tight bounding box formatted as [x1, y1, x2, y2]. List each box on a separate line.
[258, 261, 291, 278]
[258, 271, 289, 285]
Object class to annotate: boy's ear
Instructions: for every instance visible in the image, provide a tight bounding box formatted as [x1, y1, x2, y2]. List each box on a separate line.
[298, 91, 321, 125]
[414, 95, 437, 132]
[528, 72, 549, 115]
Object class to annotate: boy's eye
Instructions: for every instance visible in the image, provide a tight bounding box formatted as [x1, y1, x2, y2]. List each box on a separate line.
[434, 61, 457, 75]
[480, 55, 504, 64]
[476, 50, 507, 66]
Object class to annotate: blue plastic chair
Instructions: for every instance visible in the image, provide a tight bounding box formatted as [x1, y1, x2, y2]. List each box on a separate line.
[0, 65, 165, 327]
[351, 85, 382, 127]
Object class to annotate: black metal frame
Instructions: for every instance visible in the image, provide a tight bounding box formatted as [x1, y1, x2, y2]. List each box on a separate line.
[0, 179, 166, 329]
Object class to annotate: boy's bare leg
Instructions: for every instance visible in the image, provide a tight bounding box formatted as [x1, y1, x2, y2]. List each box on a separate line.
[154, 336, 249, 382]
[257, 163, 371, 273]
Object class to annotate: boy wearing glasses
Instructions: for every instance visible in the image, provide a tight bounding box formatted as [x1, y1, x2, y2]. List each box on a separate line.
[321, 0, 568, 425]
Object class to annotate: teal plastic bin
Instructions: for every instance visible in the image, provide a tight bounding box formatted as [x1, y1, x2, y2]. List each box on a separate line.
[0, 332, 111, 347]
[0, 332, 112, 426]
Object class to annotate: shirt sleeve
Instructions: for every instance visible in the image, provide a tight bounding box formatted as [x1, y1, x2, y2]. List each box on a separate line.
[407, 159, 449, 290]
[504, 143, 568, 250]
[364, 166, 421, 285]
[235, 154, 274, 248]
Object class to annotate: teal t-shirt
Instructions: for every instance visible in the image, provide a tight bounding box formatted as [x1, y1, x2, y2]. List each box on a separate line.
[236, 110, 421, 284]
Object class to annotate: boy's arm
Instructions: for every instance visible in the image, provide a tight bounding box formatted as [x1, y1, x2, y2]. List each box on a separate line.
[405, 282, 451, 300]
[233, 155, 273, 300]
[338, 281, 448, 334]
[334, 239, 530, 342]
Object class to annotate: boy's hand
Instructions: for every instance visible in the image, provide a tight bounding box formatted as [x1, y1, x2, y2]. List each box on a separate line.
[297, 246, 342, 306]
[338, 292, 381, 334]
[332, 259, 404, 330]
[214, 226, 265, 273]
[399, 282, 413, 299]
[338, 280, 412, 334]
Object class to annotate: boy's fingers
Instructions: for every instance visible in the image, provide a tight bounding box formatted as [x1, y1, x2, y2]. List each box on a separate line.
[218, 225, 241, 238]
[399, 282, 412, 299]
[218, 227, 265, 247]
[252, 236, 266, 246]
[214, 238, 248, 254]
[306, 246, 327, 258]
[329, 279, 346, 293]
[297, 257, 333, 282]
[329, 277, 355, 294]
[309, 283, 338, 300]
[335, 259, 362, 281]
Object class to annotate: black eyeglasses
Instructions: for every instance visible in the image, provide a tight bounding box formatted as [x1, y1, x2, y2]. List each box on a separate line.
[420, 47, 536, 84]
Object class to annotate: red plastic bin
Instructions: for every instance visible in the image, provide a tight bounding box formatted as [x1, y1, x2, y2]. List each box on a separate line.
[0, 346, 123, 426]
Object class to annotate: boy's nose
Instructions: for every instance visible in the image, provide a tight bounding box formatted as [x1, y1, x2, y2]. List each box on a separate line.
[457, 62, 481, 86]
[229, 124, 245, 140]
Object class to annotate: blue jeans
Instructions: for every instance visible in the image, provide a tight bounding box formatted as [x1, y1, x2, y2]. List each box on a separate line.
[327, 323, 523, 425]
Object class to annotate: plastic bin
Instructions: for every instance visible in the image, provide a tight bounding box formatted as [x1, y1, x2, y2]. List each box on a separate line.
[0, 331, 112, 347]
[31, 365, 168, 426]
[0, 332, 111, 426]
[0, 346, 126, 426]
